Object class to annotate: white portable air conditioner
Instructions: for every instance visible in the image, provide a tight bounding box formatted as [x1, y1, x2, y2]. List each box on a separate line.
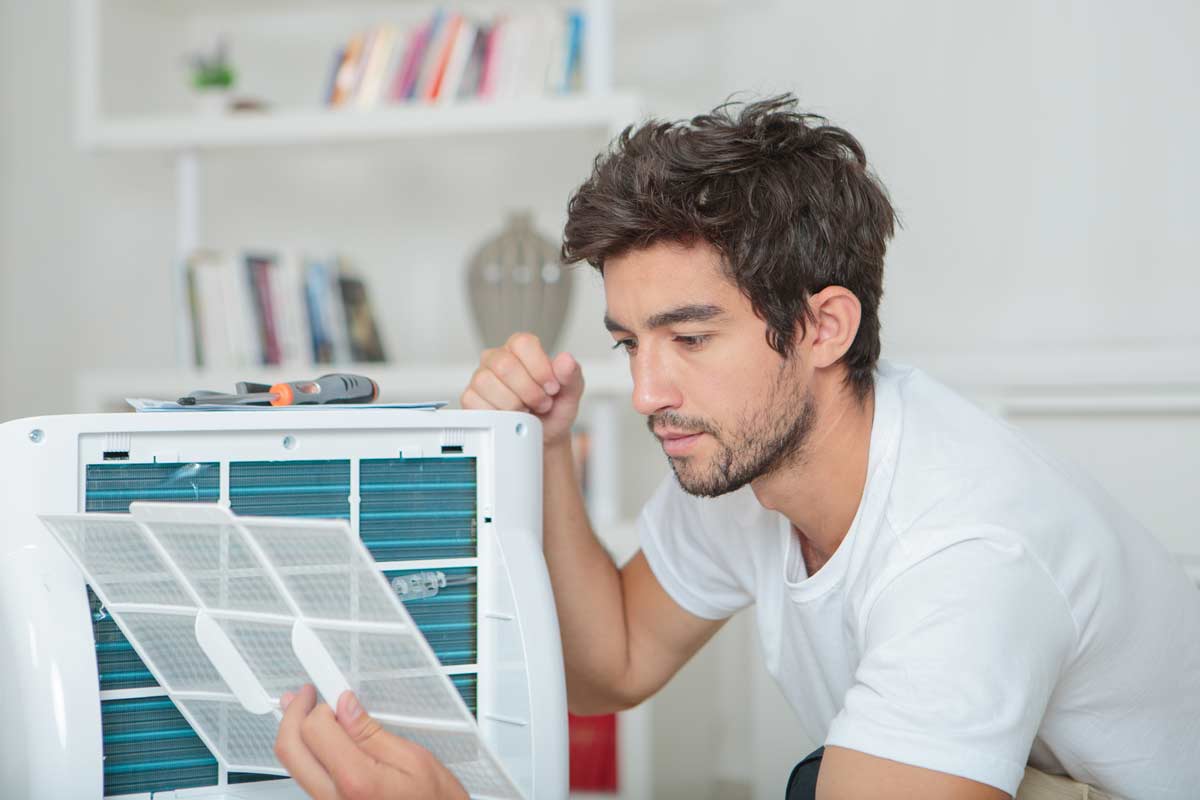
[0, 409, 567, 800]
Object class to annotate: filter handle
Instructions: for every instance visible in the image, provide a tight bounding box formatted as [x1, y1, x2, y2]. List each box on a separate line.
[194, 611, 274, 714]
[291, 620, 352, 708]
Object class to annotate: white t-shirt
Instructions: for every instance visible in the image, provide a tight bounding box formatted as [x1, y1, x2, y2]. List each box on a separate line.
[639, 361, 1200, 798]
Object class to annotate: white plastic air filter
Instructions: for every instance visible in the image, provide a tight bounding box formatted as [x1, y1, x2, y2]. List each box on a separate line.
[40, 502, 521, 799]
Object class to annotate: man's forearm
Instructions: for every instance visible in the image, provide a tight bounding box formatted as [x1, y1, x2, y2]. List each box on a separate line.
[541, 441, 636, 713]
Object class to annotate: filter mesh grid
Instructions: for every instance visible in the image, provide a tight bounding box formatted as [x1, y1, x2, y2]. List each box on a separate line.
[115, 611, 230, 694]
[43, 504, 519, 799]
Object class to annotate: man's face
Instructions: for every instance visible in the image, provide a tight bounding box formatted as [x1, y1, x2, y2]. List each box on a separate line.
[603, 241, 815, 497]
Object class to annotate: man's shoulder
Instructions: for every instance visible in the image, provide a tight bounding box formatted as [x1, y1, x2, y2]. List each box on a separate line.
[879, 361, 1090, 532]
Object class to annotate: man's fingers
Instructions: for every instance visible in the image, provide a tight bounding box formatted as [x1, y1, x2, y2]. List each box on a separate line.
[507, 332, 561, 396]
[482, 347, 552, 413]
[299, 702, 382, 799]
[335, 692, 469, 799]
[273, 685, 336, 800]
[470, 366, 533, 413]
[552, 351, 584, 396]
[459, 387, 488, 410]
[335, 691, 420, 768]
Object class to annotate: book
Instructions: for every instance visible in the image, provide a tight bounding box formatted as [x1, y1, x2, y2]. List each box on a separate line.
[213, 253, 255, 367]
[561, 11, 585, 93]
[331, 7, 589, 106]
[271, 251, 311, 367]
[422, 13, 464, 102]
[324, 46, 346, 105]
[338, 275, 386, 363]
[567, 423, 617, 794]
[188, 250, 228, 368]
[304, 258, 334, 363]
[348, 27, 379, 103]
[389, 22, 427, 102]
[326, 259, 353, 364]
[245, 253, 282, 365]
[304, 257, 352, 364]
[400, 11, 444, 101]
[457, 24, 490, 101]
[185, 248, 384, 370]
[567, 712, 617, 792]
[476, 20, 503, 99]
[437, 18, 478, 104]
[330, 32, 365, 106]
[410, 10, 448, 102]
[356, 24, 399, 108]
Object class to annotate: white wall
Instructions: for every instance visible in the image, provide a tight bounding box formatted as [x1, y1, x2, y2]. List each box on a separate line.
[624, 2, 1200, 796]
[2, 1, 1198, 798]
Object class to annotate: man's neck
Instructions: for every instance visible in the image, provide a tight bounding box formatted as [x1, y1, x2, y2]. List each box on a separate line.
[751, 377, 875, 565]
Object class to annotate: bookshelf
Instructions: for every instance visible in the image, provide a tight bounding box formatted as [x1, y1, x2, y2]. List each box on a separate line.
[79, 95, 640, 151]
[73, 0, 639, 366]
[74, 1, 650, 796]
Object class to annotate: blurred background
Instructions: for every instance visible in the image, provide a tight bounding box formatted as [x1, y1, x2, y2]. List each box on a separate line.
[1, 1, 1197, 798]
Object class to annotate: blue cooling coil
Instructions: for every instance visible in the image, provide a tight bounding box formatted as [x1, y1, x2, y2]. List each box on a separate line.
[360, 457, 478, 560]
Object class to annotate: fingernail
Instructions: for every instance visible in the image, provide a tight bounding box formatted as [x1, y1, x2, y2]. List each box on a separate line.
[339, 691, 363, 721]
[280, 691, 294, 710]
[537, 398, 553, 414]
[544, 381, 560, 396]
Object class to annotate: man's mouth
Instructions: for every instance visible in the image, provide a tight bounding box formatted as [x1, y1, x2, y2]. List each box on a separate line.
[656, 430, 705, 457]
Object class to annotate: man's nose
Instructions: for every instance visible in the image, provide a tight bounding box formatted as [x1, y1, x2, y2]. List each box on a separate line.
[630, 349, 681, 417]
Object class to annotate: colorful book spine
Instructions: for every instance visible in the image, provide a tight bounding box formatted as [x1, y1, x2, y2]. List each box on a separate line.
[328, 8, 589, 107]
[330, 33, 364, 106]
[246, 254, 282, 365]
[420, 12, 462, 102]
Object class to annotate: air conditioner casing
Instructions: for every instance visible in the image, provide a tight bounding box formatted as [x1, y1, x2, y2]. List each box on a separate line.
[0, 409, 566, 799]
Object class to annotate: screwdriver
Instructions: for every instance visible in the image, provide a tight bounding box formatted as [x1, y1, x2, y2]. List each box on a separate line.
[178, 373, 379, 407]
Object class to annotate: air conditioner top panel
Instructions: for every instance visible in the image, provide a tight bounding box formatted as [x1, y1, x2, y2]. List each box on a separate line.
[6, 407, 540, 436]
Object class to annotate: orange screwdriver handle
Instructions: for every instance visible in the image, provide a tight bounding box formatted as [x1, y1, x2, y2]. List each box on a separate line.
[269, 374, 379, 406]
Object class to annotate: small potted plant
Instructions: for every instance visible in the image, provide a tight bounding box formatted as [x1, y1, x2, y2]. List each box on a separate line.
[188, 39, 235, 115]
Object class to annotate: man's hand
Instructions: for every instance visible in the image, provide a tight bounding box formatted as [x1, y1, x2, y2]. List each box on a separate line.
[274, 684, 468, 800]
[460, 332, 584, 449]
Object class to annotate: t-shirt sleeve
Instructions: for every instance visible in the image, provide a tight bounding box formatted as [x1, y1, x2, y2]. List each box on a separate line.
[825, 537, 1078, 796]
[637, 474, 756, 620]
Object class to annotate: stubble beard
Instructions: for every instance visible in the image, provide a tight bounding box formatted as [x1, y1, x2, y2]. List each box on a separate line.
[649, 365, 816, 498]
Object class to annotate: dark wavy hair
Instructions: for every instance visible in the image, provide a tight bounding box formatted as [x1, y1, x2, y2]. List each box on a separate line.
[561, 94, 896, 400]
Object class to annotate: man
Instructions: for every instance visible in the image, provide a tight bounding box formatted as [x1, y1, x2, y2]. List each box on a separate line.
[275, 96, 1200, 799]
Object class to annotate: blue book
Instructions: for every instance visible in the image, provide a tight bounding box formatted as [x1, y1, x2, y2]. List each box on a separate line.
[562, 11, 585, 93]
[304, 259, 332, 363]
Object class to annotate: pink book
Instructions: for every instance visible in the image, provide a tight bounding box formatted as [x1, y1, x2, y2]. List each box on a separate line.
[477, 19, 503, 99]
[389, 22, 428, 102]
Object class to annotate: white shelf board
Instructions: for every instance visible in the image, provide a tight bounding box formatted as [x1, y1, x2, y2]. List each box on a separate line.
[76, 357, 632, 411]
[80, 94, 640, 151]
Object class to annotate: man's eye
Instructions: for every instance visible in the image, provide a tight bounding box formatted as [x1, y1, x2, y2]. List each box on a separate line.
[612, 338, 637, 354]
[675, 335, 709, 349]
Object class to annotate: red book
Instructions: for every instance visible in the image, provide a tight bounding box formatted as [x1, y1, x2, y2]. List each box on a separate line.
[568, 712, 618, 792]
[389, 21, 429, 102]
[247, 255, 281, 365]
[477, 20, 503, 99]
[425, 13, 464, 101]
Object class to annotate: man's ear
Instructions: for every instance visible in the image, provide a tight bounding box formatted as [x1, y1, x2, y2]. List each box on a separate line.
[804, 286, 862, 369]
